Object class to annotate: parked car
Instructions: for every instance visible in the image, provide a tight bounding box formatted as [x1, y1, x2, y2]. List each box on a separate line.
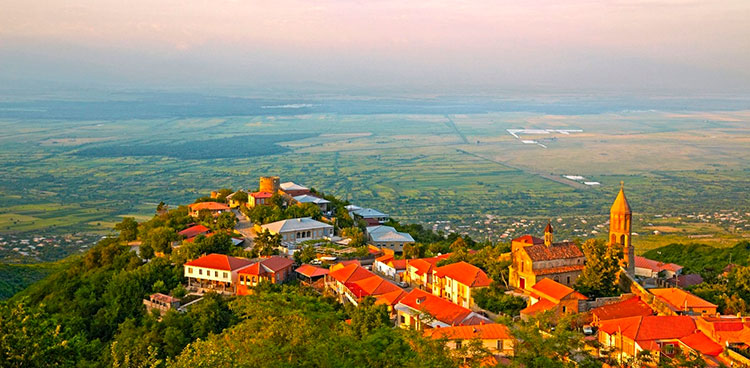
[583, 325, 595, 335]
[397, 281, 409, 288]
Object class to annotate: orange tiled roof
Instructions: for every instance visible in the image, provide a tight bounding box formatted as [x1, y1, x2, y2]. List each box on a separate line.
[523, 242, 583, 261]
[650, 288, 717, 311]
[599, 315, 696, 342]
[679, 332, 724, 356]
[634, 256, 683, 273]
[250, 191, 274, 199]
[295, 264, 329, 278]
[328, 263, 373, 284]
[374, 289, 407, 307]
[591, 296, 653, 323]
[531, 278, 587, 303]
[534, 264, 585, 276]
[178, 224, 210, 238]
[520, 298, 557, 316]
[184, 253, 252, 271]
[696, 316, 750, 345]
[512, 235, 544, 245]
[347, 275, 401, 298]
[434, 261, 492, 288]
[408, 258, 436, 276]
[375, 254, 394, 263]
[398, 289, 482, 326]
[188, 202, 230, 211]
[390, 259, 408, 269]
[239, 256, 294, 275]
[424, 323, 512, 340]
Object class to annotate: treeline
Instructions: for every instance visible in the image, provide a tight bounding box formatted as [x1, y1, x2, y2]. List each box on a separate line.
[645, 241, 750, 315]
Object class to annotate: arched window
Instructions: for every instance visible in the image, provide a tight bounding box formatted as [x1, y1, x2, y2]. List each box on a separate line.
[620, 235, 626, 245]
[611, 234, 617, 244]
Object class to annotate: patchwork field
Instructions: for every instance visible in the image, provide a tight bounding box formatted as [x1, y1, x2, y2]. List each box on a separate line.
[0, 95, 748, 261]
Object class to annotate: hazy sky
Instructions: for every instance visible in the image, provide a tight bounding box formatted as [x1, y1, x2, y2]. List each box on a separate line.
[1, 0, 749, 94]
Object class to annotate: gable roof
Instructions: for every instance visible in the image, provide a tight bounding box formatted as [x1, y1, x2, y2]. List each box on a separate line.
[591, 296, 654, 322]
[184, 253, 253, 271]
[327, 263, 374, 284]
[531, 278, 587, 303]
[650, 288, 717, 311]
[434, 261, 492, 288]
[599, 315, 696, 342]
[294, 194, 330, 205]
[280, 182, 308, 191]
[295, 264, 329, 278]
[374, 289, 407, 307]
[261, 217, 333, 233]
[520, 298, 557, 316]
[352, 208, 388, 218]
[375, 254, 394, 263]
[424, 323, 512, 341]
[188, 202, 230, 212]
[522, 243, 583, 261]
[249, 191, 274, 199]
[178, 224, 210, 238]
[367, 225, 415, 243]
[512, 235, 544, 245]
[397, 289, 485, 326]
[679, 332, 724, 356]
[347, 275, 401, 298]
[634, 256, 683, 273]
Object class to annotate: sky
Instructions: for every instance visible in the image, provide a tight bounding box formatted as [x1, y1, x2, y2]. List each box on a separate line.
[1, 0, 749, 94]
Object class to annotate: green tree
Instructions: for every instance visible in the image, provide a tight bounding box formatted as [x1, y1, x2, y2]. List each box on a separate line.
[294, 245, 318, 264]
[473, 288, 526, 316]
[342, 226, 366, 247]
[143, 226, 177, 254]
[575, 239, 621, 298]
[115, 217, 139, 242]
[215, 211, 237, 231]
[253, 230, 280, 256]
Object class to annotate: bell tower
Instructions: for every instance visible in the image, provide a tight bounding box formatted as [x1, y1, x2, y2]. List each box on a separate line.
[610, 181, 634, 276]
[544, 221, 553, 246]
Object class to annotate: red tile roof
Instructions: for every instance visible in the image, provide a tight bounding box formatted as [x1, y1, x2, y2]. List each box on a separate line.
[591, 296, 654, 323]
[328, 263, 374, 284]
[533, 264, 585, 276]
[295, 264, 329, 278]
[408, 258, 436, 276]
[390, 259, 408, 270]
[183, 232, 214, 243]
[149, 293, 180, 304]
[424, 323, 512, 340]
[338, 260, 361, 267]
[434, 261, 492, 288]
[184, 253, 253, 271]
[250, 191, 274, 199]
[679, 332, 724, 356]
[520, 298, 557, 316]
[188, 202, 230, 211]
[239, 256, 294, 275]
[599, 315, 697, 342]
[673, 273, 704, 288]
[374, 289, 407, 307]
[398, 289, 483, 326]
[650, 288, 717, 311]
[347, 275, 401, 298]
[376, 254, 394, 263]
[522, 242, 583, 261]
[531, 278, 587, 303]
[178, 224, 210, 238]
[634, 256, 683, 273]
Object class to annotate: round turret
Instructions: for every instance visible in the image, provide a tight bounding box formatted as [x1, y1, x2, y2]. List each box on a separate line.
[259, 176, 280, 193]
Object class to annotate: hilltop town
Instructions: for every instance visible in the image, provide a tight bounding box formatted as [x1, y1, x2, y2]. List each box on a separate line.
[92, 176, 748, 368]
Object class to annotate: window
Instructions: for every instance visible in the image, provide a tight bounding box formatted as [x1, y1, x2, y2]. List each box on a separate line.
[400, 315, 406, 324]
[562, 306, 567, 313]
[455, 341, 462, 349]
[497, 340, 503, 351]
[198, 269, 203, 275]
[566, 276, 571, 285]
[215, 271, 218, 277]
[664, 344, 675, 355]
[188, 267, 193, 274]
[223, 272, 228, 279]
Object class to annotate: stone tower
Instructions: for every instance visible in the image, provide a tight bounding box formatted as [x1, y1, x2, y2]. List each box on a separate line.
[544, 221, 553, 246]
[259, 176, 280, 193]
[610, 181, 635, 276]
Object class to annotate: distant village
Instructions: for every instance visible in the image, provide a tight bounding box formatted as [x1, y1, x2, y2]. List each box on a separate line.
[134, 176, 750, 368]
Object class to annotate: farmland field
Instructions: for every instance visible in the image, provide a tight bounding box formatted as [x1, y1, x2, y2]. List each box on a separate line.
[0, 93, 749, 262]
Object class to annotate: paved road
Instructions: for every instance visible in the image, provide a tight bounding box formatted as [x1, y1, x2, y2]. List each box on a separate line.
[232, 209, 256, 246]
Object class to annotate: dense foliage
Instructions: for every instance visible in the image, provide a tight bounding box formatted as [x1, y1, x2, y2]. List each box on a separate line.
[574, 239, 622, 298]
[643, 241, 750, 280]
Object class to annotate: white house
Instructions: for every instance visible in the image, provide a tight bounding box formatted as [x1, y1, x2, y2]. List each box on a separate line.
[261, 217, 334, 243]
[634, 256, 683, 279]
[183, 253, 253, 293]
[367, 225, 414, 253]
[293, 194, 331, 212]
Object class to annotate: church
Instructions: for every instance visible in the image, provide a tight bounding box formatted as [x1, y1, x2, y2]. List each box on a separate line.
[509, 183, 634, 291]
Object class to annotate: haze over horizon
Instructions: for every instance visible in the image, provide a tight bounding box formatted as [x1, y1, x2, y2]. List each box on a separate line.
[2, 0, 750, 95]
